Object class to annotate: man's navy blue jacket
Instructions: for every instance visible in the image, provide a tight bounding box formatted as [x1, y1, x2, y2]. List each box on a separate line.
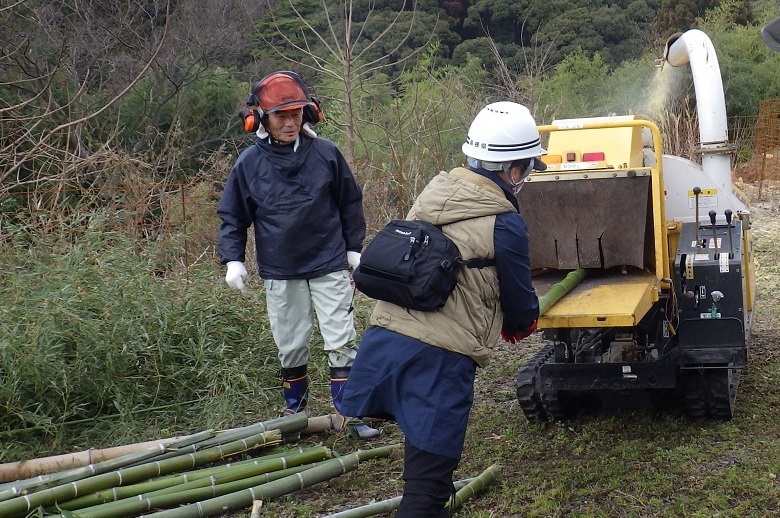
[217, 135, 366, 280]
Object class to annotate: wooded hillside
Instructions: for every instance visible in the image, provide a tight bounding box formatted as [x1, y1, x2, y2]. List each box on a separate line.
[1, 0, 779, 206]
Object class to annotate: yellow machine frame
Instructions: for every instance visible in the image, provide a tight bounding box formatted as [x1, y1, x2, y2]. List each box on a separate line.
[529, 118, 671, 329]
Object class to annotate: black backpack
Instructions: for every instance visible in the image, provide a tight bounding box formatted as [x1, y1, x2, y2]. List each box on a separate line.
[353, 219, 495, 311]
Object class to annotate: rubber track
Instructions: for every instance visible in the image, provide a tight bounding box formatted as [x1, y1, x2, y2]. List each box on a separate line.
[684, 368, 739, 420]
[516, 344, 556, 420]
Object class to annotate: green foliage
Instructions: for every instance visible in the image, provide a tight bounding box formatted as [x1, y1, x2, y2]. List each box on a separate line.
[461, 0, 660, 69]
[699, 0, 780, 116]
[118, 68, 241, 146]
[251, 0, 320, 63]
[251, 0, 460, 81]
[535, 4, 643, 67]
[537, 49, 611, 120]
[655, 0, 720, 38]
[451, 37, 498, 70]
[178, 68, 246, 147]
[0, 219, 278, 441]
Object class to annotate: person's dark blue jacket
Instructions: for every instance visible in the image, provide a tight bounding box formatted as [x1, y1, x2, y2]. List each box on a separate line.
[217, 134, 365, 280]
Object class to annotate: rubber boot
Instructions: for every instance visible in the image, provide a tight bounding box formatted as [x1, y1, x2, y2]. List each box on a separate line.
[330, 367, 380, 440]
[281, 365, 309, 416]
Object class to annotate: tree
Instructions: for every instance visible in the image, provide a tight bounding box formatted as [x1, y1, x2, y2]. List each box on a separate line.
[0, 0, 170, 195]
[698, 0, 780, 116]
[461, 0, 662, 70]
[252, 0, 440, 166]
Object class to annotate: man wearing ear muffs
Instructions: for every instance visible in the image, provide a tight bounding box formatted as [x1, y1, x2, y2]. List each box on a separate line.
[216, 71, 379, 439]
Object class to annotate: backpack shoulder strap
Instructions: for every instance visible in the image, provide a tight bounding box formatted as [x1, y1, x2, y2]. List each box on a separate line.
[434, 222, 496, 269]
[458, 257, 496, 269]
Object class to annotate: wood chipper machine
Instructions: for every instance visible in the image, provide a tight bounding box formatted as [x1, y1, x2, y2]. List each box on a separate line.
[516, 29, 756, 420]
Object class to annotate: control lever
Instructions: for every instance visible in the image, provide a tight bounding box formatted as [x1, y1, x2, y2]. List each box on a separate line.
[693, 186, 701, 247]
[709, 210, 718, 257]
[725, 209, 733, 257]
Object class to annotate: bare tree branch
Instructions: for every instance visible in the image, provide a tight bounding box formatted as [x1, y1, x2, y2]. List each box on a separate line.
[260, 0, 434, 165]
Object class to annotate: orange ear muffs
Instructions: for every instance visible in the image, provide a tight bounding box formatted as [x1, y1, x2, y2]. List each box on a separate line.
[303, 96, 324, 124]
[241, 107, 263, 132]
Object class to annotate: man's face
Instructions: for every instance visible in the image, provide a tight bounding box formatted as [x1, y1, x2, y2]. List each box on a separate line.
[266, 108, 303, 144]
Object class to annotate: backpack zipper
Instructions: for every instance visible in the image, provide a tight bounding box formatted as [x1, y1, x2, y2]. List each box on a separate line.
[414, 235, 429, 259]
[404, 237, 416, 260]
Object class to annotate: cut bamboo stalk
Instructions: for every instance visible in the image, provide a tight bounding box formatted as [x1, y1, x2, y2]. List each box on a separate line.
[123, 412, 309, 468]
[0, 429, 283, 517]
[0, 434, 201, 484]
[0, 430, 216, 502]
[56, 446, 331, 512]
[322, 477, 475, 517]
[192, 413, 309, 449]
[67, 463, 322, 518]
[538, 268, 587, 315]
[0, 412, 311, 494]
[301, 414, 338, 434]
[444, 464, 500, 512]
[52, 446, 308, 510]
[144, 445, 401, 518]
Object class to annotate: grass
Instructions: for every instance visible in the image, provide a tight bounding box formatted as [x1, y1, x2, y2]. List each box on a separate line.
[1, 205, 779, 516]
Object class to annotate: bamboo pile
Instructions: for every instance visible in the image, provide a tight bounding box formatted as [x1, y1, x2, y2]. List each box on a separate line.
[0, 413, 399, 517]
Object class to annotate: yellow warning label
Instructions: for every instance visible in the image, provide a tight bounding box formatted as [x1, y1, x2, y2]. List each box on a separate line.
[687, 189, 717, 196]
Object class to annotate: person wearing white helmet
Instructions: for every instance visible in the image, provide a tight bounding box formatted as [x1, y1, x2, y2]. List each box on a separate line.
[340, 101, 543, 516]
[462, 100, 548, 192]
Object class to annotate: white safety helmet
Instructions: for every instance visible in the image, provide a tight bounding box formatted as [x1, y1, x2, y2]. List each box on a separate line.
[462, 101, 546, 168]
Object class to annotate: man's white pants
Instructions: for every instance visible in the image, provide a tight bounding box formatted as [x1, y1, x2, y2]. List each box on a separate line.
[264, 270, 358, 369]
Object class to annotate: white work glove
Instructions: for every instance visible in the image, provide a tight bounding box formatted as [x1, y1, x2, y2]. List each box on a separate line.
[347, 251, 361, 270]
[225, 261, 248, 292]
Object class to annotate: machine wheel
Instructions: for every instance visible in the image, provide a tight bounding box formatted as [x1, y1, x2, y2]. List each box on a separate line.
[516, 344, 555, 420]
[683, 367, 740, 420]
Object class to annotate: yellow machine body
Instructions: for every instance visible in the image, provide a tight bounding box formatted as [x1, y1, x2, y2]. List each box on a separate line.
[520, 116, 670, 330]
[516, 30, 756, 421]
[521, 115, 755, 334]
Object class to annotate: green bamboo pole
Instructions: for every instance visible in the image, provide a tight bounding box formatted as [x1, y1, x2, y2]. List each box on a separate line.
[0, 429, 283, 517]
[54, 446, 307, 510]
[0, 413, 309, 506]
[0, 430, 208, 485]
[444, 464, 500, 512]
[67, 463, 323, 518]
[538, 268, 587, 315]
[56, 445, 331, 511]
[189, 413, 309, 450]
[145, 445, 401, 518]
[123, 412, 309, 467]
[0, 430, 216, 501]
[322, 477, 475, 518]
